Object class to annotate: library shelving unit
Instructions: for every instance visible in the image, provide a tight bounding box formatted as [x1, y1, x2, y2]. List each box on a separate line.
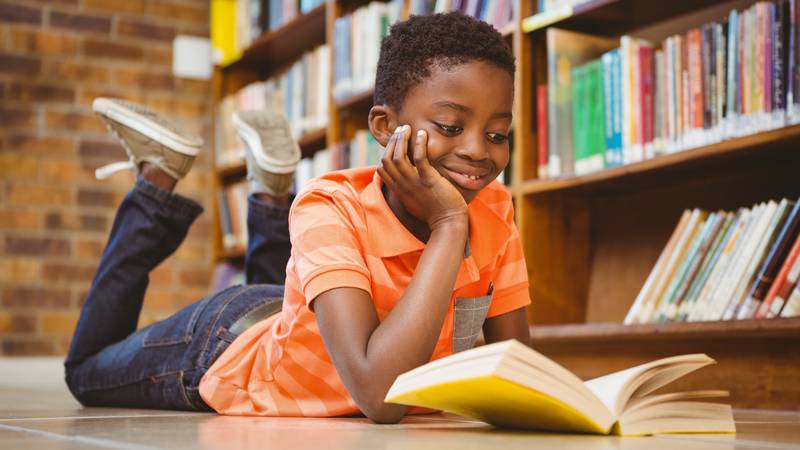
[517, 0, 800, 410]
[212, 0, 800, 410]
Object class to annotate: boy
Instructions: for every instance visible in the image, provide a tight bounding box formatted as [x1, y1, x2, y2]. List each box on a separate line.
[65, 12, 530, 423]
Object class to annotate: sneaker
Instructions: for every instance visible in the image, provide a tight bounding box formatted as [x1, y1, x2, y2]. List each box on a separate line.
[233, 110, 301, 197]
[92, 98, 203, 180]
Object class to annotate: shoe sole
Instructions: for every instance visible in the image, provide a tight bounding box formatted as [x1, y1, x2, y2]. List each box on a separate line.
[92, 98, 202, 156]
[232, 111, 300, 174]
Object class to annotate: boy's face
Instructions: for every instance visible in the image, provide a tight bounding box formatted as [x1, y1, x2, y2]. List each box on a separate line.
[370, 60, 513, 204]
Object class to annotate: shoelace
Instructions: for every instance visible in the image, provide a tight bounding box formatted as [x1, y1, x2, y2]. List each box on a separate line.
[95, 160, 135, 179]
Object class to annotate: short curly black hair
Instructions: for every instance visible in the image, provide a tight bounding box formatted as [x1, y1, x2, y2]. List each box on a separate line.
[374, 12, 515, 109]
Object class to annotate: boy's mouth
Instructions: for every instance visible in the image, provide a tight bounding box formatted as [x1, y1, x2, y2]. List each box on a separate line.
[441, 167, 489, 191]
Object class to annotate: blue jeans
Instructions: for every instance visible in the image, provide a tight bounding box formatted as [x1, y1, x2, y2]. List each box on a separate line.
[64, 178, 291, 411]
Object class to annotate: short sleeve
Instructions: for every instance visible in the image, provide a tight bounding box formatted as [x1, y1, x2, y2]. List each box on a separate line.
[289, 187, 372, 309]
[486, 204, 531, 318]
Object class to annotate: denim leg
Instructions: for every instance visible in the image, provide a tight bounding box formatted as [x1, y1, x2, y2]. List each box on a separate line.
[65, 284, 284, 411]
[245, 194, 293, 285]
[64, 177, 203, 377]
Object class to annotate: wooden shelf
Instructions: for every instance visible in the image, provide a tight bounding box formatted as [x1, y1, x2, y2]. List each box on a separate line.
[215, 127, 328, 181]
[515, 124, 800, 197]
[223, 5, 327, 77]
[530, 318, 800, 343]
[522, 0, 733, 35]
[334, 88, 374, 112]
[218, 247, 245, 261]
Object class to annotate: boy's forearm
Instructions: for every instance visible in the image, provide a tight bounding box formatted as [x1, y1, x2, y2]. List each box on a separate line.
[360, 218, 468, 420]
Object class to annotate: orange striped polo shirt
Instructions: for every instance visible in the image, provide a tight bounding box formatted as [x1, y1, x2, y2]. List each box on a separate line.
[199, 166, 530, 416]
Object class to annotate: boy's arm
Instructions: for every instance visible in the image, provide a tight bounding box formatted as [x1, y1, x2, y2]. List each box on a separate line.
[314, 127, 468, 424]
[482, 307, 530, 344]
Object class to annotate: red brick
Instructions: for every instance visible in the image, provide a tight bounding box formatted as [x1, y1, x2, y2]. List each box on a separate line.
[42, 263, 96, 282]
[1, 337, 57, 356]
[40, 159, 81, 183]
[5, 236, 70, 256]
[45, 110, 106, 134]
[27, 0, 79, 5]
[39, 311, 79, 336]
[0, 209, 42, 230]
[175, 78, 210, 96]
[85, 0, 144, 14]
[9, 28, 79, 55]
[78, 139, 124, 160]
[77, 88, 144, 108]
[77, 188, 115, 207]
[49, 10, 111, 33]
[83, 38, 143, 60]
[5, 135, 74, 157]
[44, 60, 110, 84]
[45, 211, 107, 231]
[6, 184, 72, 206]
[0, 2, 42, 25]
[114, 68, 174, 90]
[75, 239, 105, 259]
[0, 259, 42, 283]
[118, 18, 175, 41]
[146, 1, 207, 25]
[144, 46, 173, 67]
[0, 53, 40, 76]
[2, 287, 71, 308]
[0, 311, 37, 333]
[0, 153, 39, 178]
[150, 265, 173, 284]
[179, 268, 210, 287]
[0, 107, 37, 130]
[6, 81, 74, 104]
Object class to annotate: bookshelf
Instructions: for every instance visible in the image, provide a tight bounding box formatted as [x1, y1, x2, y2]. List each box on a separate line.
[212, 0, 800, 410]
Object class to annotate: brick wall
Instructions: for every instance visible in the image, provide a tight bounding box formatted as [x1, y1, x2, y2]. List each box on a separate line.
[0, 0, 215, 355]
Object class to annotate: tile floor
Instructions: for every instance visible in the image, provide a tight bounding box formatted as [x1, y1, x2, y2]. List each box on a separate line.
[1, 358, 798, 450]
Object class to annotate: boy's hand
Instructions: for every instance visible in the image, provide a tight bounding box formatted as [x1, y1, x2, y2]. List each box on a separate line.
[377, 125, 467, 230]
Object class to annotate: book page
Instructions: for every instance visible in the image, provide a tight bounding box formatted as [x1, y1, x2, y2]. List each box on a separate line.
[583, 354, 713, 416]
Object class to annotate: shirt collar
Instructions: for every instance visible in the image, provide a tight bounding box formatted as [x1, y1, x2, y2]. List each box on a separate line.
[361, 170, 512, 272]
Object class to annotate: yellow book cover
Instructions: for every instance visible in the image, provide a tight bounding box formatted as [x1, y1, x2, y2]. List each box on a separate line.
[211, 0, 242, 66]
[385, 340, 736, 436]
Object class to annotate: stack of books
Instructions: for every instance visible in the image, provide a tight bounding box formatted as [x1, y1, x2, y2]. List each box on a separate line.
[269, 0, 325, 31]
[211, 0, 264, 65]
[215, 45, 330, 168]
[333, 0, 403, 101]
[626, 197, 800, 324]
[410, 0, 514, 31]
[540, 0, 800, 179]
[217, 181, 250, 252]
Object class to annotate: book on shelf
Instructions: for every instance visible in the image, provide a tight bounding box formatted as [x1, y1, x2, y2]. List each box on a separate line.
[412, 0, 514, 31]
[385, 339, 735, 436]
[539, 0, 800, 181]
[215, 44, 330, 168]
[626, 196, 800, 324]
[218, 181, 250, 251]
[333, 0, 403, 101]
[212, 261, 246, 291]
[546, 28, 617, 178]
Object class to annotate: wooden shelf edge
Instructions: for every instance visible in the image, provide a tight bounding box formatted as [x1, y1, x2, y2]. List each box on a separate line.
[529, 317, 800, 343]
[215, 127, 329, 180]
[334, 88, 374, 111]
[223, 4, 327, 75]
[515, 124, 800, 196]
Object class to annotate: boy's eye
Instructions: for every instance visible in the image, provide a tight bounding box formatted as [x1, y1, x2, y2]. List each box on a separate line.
[434, 122, 462, 135]
[486, 132, 508, 144]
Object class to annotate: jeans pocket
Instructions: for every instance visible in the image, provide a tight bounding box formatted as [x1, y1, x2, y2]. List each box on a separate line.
[452, 294, 493, 353]
[142, 294, 209, 348]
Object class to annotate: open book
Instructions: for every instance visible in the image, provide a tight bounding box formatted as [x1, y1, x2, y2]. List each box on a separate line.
[385, 340, 735, 436]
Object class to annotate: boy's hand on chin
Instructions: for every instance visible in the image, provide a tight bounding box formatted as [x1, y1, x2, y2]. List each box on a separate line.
[377, 125, 467, 230]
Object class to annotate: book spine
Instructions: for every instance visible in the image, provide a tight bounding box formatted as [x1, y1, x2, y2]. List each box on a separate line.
[640, 46, 655, 159]
[773, 238, 800, 316]
[759, 231, 800, 318]
[537, 84, 548, 178]
[739, 199, 800, 318]
[727, 10, 738, 124]
[602, 51, 615, 167]
[781, 282, 800, 317]
[702, 24, 713, 130]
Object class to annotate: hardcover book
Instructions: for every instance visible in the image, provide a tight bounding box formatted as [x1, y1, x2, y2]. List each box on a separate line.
[385, 340, 735, 436]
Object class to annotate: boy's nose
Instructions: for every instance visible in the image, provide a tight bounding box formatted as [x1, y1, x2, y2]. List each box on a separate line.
[456, 131, 490, 161]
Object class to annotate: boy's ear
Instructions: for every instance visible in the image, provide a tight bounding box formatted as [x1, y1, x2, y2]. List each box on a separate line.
[367, 105, 396, 147]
